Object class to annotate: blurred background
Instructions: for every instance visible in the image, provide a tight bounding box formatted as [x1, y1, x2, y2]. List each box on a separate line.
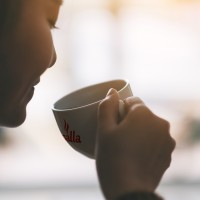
[1, 0, 200, 199]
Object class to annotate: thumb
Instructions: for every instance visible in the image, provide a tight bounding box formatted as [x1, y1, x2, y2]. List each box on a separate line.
[97, 88, 119, 133]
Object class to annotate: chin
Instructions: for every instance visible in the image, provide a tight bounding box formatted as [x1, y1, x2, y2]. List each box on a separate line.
[0, 109, 27, 128]
[8, 116, 26, 128]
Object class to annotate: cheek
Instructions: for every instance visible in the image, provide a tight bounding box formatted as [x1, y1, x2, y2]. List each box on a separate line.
[17, 23, 54, 76]
[0, 23, 55, 123]
[3, 15, 53, 74]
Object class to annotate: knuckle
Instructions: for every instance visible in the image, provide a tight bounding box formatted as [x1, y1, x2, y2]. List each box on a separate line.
[163, 137, 176, 156]
[124, 96, 144, 107]
[154, 117, 170, 134]
[127, 104, 154, 123]
[130, 104, 150, 115]
[165, 156, 172, 168]
[159, 120, 176, 151]
[170, 137, 176, 151]
[130, 96, 143, 103]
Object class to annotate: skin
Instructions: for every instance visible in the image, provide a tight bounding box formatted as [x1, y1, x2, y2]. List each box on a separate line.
[96, 89, 175, 199]
[0, 0, 61, 127]
[0, 0, 176, 199]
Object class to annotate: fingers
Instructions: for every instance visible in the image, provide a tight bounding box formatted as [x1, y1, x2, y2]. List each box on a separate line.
[164, 134, 176, 164]
[157, 118, 176, 154]
[123, 97, 145, 115]
[97, 88, 119, 133]
[153, 118, 176, 170]
[170, 137, 176, 152]
[123, 97, 176, 166]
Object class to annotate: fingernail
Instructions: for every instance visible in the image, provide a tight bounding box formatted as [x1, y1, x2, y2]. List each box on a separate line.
[106, 88, 116, 97]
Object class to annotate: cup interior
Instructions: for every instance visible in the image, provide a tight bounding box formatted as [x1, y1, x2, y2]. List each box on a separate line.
[53, 79, 128, 111]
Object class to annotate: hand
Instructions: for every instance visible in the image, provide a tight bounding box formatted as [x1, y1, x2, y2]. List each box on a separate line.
[95, 89, 175, 200]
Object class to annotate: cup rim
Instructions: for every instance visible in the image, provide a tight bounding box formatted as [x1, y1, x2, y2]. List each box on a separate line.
[52, 79, 129, 112]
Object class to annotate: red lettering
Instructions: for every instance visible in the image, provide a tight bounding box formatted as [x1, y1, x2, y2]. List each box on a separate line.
[63, 120, 82, 143]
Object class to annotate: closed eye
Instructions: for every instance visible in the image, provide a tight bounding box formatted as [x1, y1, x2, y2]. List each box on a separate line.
[48, 19, 59, 29]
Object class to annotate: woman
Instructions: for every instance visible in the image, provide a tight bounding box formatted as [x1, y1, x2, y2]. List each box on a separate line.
[0, 0, 175, 199]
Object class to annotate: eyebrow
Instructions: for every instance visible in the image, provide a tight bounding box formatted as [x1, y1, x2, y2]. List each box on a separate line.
[53, 0, 63, 6]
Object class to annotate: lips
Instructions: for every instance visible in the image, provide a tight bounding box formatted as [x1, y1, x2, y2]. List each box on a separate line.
[25, 79, 40, 102]
[33, 78, 40, 86]
[26, 87, 35, 102]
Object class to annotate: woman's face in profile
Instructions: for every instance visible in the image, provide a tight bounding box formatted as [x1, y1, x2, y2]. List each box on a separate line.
[0, 0, 62, 127]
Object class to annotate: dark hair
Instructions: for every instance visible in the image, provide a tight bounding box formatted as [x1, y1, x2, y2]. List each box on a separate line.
[0, 0, 22, 37]
[0, 1, 8, 34]
[0, 0, 22, 69]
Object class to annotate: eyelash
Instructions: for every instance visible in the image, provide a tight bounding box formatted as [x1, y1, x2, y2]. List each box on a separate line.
[48, 20, 59, 30]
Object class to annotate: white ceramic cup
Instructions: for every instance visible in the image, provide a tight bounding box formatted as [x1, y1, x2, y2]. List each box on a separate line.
[52, 79, 133, 158]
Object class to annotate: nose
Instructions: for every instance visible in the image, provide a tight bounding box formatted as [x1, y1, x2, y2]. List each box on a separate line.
[49, 45, 57, 68]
